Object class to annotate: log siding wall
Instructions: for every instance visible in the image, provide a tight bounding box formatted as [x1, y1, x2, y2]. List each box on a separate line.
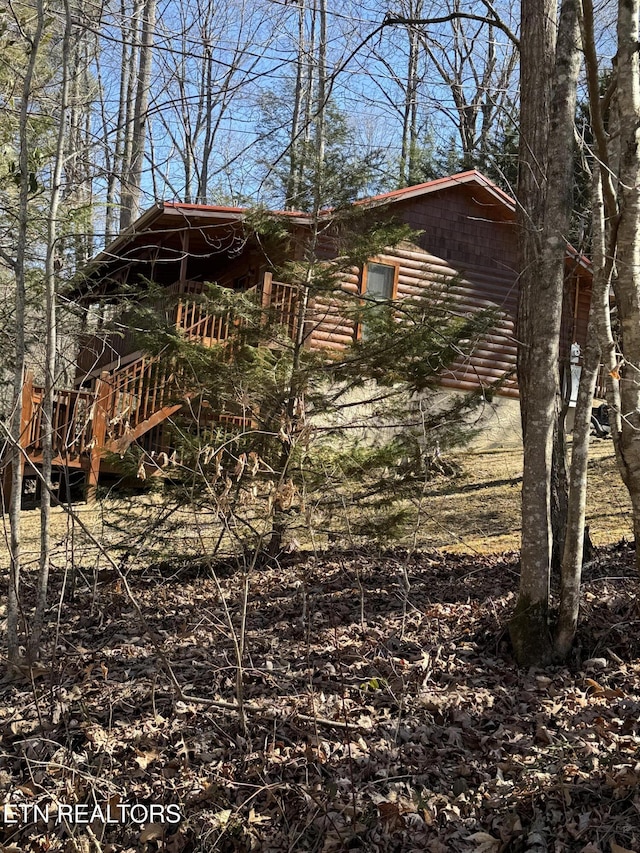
[306, 186, 590, 399]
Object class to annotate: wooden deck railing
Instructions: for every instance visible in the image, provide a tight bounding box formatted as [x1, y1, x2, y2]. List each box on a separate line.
[174, 272, 297, 346]
[174, 288, 243, 344]
[75, 274, 300, 380]
[172, 273, 298, 344]
[264, 274, 298, 340]
[27, 383, 96, 459]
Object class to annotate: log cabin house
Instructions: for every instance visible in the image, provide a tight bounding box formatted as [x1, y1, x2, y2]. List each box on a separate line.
[3, 170, 593, 505]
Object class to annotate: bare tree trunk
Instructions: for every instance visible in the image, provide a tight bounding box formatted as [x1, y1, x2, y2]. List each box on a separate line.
[120, 0, 155, 228]
[28, 0, 72, 662]
[400, 4, 421, 186]
[551, 419, 569, 570]
[556, 172, 609, 657]
[611, 0, 640, 568]
[7, 3, 45, 664]
[298, 5, 316, 196]
[286, 0, 306, 208]
[511, 0, 581, 665]
[197, 1, 217, 202]
[119, 0, 142, 229]
[510, 0, 557, 665]
[582, 0, 640, 573]
[106, 0, 137, 240]
[579, 0, 622, 421]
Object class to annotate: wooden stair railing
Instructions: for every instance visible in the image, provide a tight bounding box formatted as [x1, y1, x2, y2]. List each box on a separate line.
[27, 383, 98, 462]
[22, 354, 183, 474]
[102, 353, 182, 454]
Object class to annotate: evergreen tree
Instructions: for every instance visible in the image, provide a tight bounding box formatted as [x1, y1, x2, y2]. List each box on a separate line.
[123, 204, 499, 561]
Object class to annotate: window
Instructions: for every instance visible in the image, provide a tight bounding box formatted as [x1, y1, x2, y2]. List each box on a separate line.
[358, 261, 399, 340]
[362, 262, 397, 301]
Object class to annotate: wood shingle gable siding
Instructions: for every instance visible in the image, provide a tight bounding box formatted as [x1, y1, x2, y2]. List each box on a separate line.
[348, 175, 589, 398]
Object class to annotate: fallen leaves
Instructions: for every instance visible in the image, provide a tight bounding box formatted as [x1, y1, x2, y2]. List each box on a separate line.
[0, 545, 639, 851]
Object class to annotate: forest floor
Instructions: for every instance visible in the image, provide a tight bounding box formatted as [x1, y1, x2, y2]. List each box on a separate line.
[0, 439, 638, 852]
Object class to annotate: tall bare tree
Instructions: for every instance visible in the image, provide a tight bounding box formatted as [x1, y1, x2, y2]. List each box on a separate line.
[510, 0, 581, 665]
[28, 0, 77, 661]
[120, 0, 156, 228]
[103, 0, 140, 240]
[577, 0, 640, 575]
[4, 0, 45, 664]
[610, 0, 640, 567]
[418, 1, 518, 170]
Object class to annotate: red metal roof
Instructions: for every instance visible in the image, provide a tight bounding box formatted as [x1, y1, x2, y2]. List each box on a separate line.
[356, 169, 516, 211]
[159, 170, 516, 219]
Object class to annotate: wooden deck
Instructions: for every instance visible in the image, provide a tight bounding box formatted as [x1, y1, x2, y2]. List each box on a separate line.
[4, 275, 298, 505]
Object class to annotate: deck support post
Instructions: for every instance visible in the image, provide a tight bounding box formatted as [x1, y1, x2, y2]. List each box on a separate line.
[2, 370, 35, 512]
[179, 228, 189, 290]
[86, 371, 110, 503]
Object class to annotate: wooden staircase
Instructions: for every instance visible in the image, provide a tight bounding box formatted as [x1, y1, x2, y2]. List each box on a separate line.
[5, 274, 299, 504]
[7, 354, 180, 505]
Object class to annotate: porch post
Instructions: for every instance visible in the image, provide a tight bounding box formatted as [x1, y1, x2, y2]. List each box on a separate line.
[86, 371, 110, 503]
[2, 369, 34, 512]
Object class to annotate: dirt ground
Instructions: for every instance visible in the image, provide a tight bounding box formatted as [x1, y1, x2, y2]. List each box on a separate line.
[1, 437, 632, 573]
[421, 437, 632, 554]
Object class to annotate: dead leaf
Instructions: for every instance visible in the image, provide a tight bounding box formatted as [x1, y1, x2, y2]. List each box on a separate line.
[134, 749, 159, 770]
[139, 824, 165, 843]
[611, 841, 636, 853]
[213, 809, 232, 828]
[535, 725, 554, 745]
[248, 808, 270, 825]
[378, 802, 405, 831]
[465, 831, 501, 852]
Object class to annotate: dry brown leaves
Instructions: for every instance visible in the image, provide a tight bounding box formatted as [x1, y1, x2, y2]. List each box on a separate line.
[0, 543, 639, 852]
